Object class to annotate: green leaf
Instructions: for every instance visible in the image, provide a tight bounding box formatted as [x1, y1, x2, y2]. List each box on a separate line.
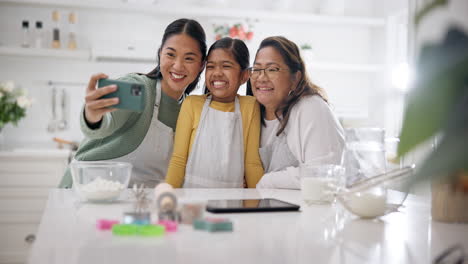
[414, 0, 448, 26]
[398, 27, 468, 156]
[410, 127, 468, 185]
[398, 60, 467, 156]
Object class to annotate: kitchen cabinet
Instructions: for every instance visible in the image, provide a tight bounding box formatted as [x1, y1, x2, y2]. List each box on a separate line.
[0, 0, 386, 26]
[0, 149, 70, 264]
[0, 0, 407, 129]
[0, 0, 388, 69]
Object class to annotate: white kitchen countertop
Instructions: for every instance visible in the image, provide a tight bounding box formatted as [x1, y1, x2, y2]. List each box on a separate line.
[28, 188, 468, 264]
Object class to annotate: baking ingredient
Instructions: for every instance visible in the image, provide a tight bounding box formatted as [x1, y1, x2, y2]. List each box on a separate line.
[51, 10, 60, 49]
[301, 177, 338, 205]
[79, 177, 124, 201]
[67, 12, 77, 50]
[346, 191, 387, 218]
[35, 21, 44, 48]
[21, 20, 30, 48]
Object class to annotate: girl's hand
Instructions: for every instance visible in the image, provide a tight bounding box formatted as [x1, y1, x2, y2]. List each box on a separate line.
[84, 73, 119, 124]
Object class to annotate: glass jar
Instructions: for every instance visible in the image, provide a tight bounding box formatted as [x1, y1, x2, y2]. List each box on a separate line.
[342, 128, 387, 187]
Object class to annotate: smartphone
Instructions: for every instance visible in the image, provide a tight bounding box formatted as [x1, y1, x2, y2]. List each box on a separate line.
[98, 78, 145, 112]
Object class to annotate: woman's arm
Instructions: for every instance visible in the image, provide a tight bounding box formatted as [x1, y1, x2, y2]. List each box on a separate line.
[80, 75, 140, 139]
[244, 100, 265, 188]
[80, 107, 135, 139]
[257, 96, 345, 189]
[165, 97, 195, 188]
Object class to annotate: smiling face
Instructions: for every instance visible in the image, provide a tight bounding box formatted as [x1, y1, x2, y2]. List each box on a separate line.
[205, 49, 248, 103]
[159, 33, 204, 99]
[250, 46, 298, 118]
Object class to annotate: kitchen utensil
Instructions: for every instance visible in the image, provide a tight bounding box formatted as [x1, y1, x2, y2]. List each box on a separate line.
[112, 224, 165, 237]
[132, 183, 151, 213]
[70, 161, 132, 202]
[336, 165, 415, 219]
[53, 137, 79, 150]
[154, 183, 178, 221]
[157, 220, 178, 232]
[57, 88, 67, 130]
[47, 87, 57, 132]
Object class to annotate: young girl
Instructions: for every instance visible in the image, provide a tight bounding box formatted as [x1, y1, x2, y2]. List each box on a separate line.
[166, 37, 264, 188]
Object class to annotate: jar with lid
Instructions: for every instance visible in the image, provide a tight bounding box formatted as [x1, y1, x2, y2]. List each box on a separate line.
[21, 20, 30, 48]
[35, 21, 44, 48]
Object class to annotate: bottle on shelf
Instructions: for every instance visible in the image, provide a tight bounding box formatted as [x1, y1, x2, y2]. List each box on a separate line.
[21, 20, 30, 48]
[51, 10, 61, 49]
[35, 21, 44, 49]
[67, 12, 77, 50]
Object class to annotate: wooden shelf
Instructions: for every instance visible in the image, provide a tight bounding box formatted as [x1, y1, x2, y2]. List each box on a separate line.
[0, 46, 153, 63]
[310, 61, 383, 73]
[0, 46, 90, 60]
[0, 46, 382, 72]
[91, 47, 156, 63]
[0, 0, 386, 27]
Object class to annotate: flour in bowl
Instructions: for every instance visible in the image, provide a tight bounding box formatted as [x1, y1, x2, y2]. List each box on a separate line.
[80, 177, 125, 201]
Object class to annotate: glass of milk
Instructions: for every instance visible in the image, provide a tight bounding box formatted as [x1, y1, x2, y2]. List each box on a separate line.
[300, 164, 344, 205]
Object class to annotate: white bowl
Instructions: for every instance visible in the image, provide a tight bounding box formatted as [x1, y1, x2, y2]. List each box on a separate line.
[70, 161, 132, 202]
[337, 166, 414, 218]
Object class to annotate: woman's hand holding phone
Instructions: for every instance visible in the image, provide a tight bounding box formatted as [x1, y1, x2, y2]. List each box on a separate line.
[84, 73, 119, 124]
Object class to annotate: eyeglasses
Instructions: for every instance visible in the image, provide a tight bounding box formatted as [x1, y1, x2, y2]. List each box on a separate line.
[248, 66, 289, 80]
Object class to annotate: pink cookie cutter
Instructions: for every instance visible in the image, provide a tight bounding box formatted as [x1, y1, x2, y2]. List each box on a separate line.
[157, 220, 178, 232]
[97, 219, 120, 230]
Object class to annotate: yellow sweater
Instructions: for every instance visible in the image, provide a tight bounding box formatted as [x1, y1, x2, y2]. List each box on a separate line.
[166, 94, 264, 188]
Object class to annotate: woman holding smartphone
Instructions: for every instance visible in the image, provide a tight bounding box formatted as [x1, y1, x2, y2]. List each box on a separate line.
[59, 18, 207, 188]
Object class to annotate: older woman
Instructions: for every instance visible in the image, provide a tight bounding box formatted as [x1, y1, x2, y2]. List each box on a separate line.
[247, 36, 345, 189]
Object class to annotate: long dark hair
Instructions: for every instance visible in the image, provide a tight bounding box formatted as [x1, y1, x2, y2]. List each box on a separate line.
[204, 37, 250, 94]
[146, 18, 207, 95]
[246, 36, 327, 136]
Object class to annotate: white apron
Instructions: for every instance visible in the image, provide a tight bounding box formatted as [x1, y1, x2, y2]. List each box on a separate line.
[107, 81, 174, 188]
[183, 96, 244, 188]
[260, 132, 299, 173]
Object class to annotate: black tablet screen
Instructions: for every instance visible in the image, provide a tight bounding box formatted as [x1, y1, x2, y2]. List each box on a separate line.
[206, 198, 300, 213]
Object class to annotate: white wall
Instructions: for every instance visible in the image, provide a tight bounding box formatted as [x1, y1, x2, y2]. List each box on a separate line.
[0, 0, 408, 149]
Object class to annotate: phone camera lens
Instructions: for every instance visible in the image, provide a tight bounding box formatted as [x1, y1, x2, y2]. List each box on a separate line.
[131, 85, 142, 96]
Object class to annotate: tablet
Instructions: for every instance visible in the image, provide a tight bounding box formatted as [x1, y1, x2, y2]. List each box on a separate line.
[206, 198, 300, 213]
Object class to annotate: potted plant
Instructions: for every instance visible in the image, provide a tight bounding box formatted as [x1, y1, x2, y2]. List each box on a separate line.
[397, 0, 468, 222]
[300, 43, 314, 62]
[0, 81, 33, 148]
